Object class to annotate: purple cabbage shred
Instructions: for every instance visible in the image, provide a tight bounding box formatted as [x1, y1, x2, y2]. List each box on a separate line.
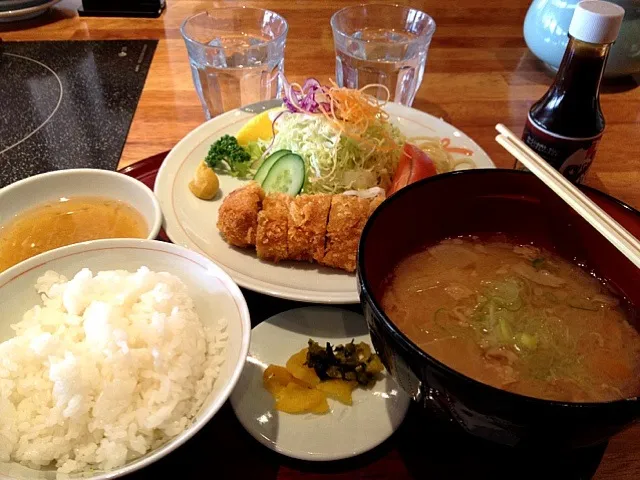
[281, 75, 330, 115]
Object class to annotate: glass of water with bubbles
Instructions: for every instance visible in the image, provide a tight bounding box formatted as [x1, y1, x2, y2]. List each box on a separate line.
[181, 8, 288, 119]
[331, 4, 436, 107]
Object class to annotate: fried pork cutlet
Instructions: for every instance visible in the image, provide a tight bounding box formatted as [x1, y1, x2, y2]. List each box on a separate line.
[256, 193, 291, 262]
[287, 194, 332, 263]
[321, 195, 371, 272]
[368, 195, 385, 216]
[216, 182, 264, 248]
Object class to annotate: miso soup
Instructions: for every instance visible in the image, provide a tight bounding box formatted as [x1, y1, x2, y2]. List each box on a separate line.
[0, 196, 147, 272]
[381, 238, 640, 402]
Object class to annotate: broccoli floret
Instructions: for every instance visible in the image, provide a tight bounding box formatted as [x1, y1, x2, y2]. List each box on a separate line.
[204, 135, 251, 178]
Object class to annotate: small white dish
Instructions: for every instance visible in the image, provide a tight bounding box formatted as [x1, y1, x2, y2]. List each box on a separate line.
[0, 238, 251, 480]
[0, 168, 163, 240]
[230, 306, 410, 461]
[154, 101, 495, 304]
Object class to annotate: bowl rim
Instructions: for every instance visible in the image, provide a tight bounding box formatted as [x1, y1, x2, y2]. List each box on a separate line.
[0, 238, 252, 479]
[357, 168, 640, 409]
[0, 168, 163, 240]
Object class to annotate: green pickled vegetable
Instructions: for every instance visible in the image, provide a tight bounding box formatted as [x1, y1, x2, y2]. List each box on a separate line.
[306, 339, 384, 387]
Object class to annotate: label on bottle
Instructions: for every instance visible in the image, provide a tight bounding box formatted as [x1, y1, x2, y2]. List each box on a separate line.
[518, 114, 602, 184]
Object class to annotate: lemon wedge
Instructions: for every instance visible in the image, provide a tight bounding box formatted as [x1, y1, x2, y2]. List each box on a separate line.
[236, 107, 283, 146]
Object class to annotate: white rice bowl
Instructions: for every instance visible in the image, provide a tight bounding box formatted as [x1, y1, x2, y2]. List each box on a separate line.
[0, 239, 251, 480]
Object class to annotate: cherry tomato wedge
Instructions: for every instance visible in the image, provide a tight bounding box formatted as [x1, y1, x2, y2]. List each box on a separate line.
[387, 143, 438, 196]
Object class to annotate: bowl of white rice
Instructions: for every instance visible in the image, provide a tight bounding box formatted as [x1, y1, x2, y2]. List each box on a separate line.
[0, 239, 251, 479]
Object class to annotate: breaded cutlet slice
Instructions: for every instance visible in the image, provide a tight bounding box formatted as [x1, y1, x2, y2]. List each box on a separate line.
[368, 194, 385, 216]
[256, 193, 291, 262]
[321, 195, 370, 272]
[287, 194, 332, 262]
[216, 182, 264, 248]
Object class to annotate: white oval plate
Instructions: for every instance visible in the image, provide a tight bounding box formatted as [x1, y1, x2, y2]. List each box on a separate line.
[230, 306, 410, 461]
[154, 101, 494, 303]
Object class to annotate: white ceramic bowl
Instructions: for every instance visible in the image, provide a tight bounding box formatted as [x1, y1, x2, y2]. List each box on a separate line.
[0, 169, 162, 241]
[0, 239, 251, 480]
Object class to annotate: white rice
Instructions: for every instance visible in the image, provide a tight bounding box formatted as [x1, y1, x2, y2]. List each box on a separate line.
[0, 267, 227, 474]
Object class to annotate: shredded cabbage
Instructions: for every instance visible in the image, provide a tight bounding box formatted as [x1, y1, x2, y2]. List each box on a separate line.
[259, 113, 404, 194]
[244, 141, 264, 167]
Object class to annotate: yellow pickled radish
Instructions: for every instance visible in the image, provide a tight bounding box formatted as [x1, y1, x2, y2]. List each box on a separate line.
[274, 382, 328, 414]
[285, 348, 321, 387]
[316, 379, 358, 405]
[263, 365, 294, 396]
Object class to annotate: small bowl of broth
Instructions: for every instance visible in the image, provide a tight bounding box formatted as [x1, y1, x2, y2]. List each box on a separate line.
[0, 169, 162, 272]
[357, 169, 640, 449]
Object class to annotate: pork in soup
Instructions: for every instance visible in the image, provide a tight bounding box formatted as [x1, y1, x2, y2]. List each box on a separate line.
[381, 238, 640, 402]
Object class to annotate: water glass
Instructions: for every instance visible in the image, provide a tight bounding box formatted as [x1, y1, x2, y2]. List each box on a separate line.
[331, 4, 436, 106]
[181, 8, 288, 119]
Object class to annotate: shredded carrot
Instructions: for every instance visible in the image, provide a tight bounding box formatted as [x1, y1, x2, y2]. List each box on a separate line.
[318, 81, 399, 153]
[441, 138, 474, 156]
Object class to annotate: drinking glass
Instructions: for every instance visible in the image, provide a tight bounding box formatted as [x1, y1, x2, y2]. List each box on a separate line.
[181, 8, 288, 119]
[331, 4, 436, 106]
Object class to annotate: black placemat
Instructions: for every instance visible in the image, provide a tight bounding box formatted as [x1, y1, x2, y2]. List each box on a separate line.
[0, 40, 157, 187]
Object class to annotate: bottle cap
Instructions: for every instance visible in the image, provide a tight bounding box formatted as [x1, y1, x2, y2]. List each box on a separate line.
[569, 1, 625, 44]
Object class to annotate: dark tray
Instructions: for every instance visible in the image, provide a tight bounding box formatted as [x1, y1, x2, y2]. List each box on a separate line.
[116, 153, 609, 480]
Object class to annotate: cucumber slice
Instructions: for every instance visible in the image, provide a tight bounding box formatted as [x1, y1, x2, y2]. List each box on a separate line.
[253, 149, 291, 185]
[261, 153, 305, 195]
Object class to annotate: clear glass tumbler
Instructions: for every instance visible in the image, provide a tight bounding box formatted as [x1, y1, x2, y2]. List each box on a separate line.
[331, 4, 436, 106]
[181, 8, 288, 119]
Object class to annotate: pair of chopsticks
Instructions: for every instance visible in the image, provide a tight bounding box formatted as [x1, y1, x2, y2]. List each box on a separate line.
[495, 124, 640, 269]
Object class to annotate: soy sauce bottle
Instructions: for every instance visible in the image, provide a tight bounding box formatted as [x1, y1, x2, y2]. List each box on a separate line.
[519, 1, 625, 183]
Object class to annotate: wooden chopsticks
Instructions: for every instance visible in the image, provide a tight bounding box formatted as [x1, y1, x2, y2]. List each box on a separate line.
[495, 123, 640, 269]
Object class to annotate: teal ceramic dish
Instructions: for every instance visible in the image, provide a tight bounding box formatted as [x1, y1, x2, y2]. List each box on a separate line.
[524, 0, 640, 77]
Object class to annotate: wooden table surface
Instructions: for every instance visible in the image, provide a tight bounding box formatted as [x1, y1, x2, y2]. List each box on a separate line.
[2, 1, 639, 479]
[2, 0, 638, 208]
